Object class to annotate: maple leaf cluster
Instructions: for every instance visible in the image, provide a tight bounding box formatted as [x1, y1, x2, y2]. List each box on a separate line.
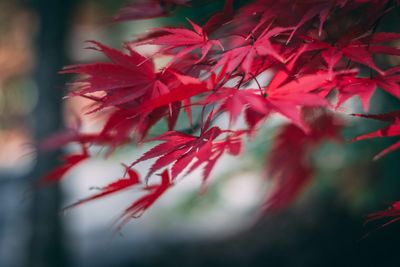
[42, 0, 400, 229]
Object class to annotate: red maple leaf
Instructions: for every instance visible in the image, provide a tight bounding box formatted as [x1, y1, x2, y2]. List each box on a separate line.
[63, 166, 140, 210]
[114, 169, 172, 230]
[61, 41, 168, 111]
[353, 111, 400, 160]
[264, 71, 334, 132]
[134, 19, 223, 68]
[41, 145, 89, 185]
[131, 126, 224, 180]
[201, 88, 268, 126]
[213, 26, 288, 77]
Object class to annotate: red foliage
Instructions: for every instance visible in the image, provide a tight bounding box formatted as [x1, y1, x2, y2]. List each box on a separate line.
[114, 169, 172, 230]
[43, 0, 400, 228]
[367, 201, 400, 227]
[353, 111, 400, 160]
[265, 109, 343, 210]
[63, 165, 140, 210]
[41, 145, 89, 185]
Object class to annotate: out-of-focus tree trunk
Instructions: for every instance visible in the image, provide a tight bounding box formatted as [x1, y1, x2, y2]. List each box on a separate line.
[28, 1, 76, 267]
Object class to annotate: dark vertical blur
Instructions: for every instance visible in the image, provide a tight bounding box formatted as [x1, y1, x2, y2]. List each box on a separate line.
[27, 1, 76, 266]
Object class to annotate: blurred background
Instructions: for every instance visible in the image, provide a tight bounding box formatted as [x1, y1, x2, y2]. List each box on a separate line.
[0, 1, 399, 267]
